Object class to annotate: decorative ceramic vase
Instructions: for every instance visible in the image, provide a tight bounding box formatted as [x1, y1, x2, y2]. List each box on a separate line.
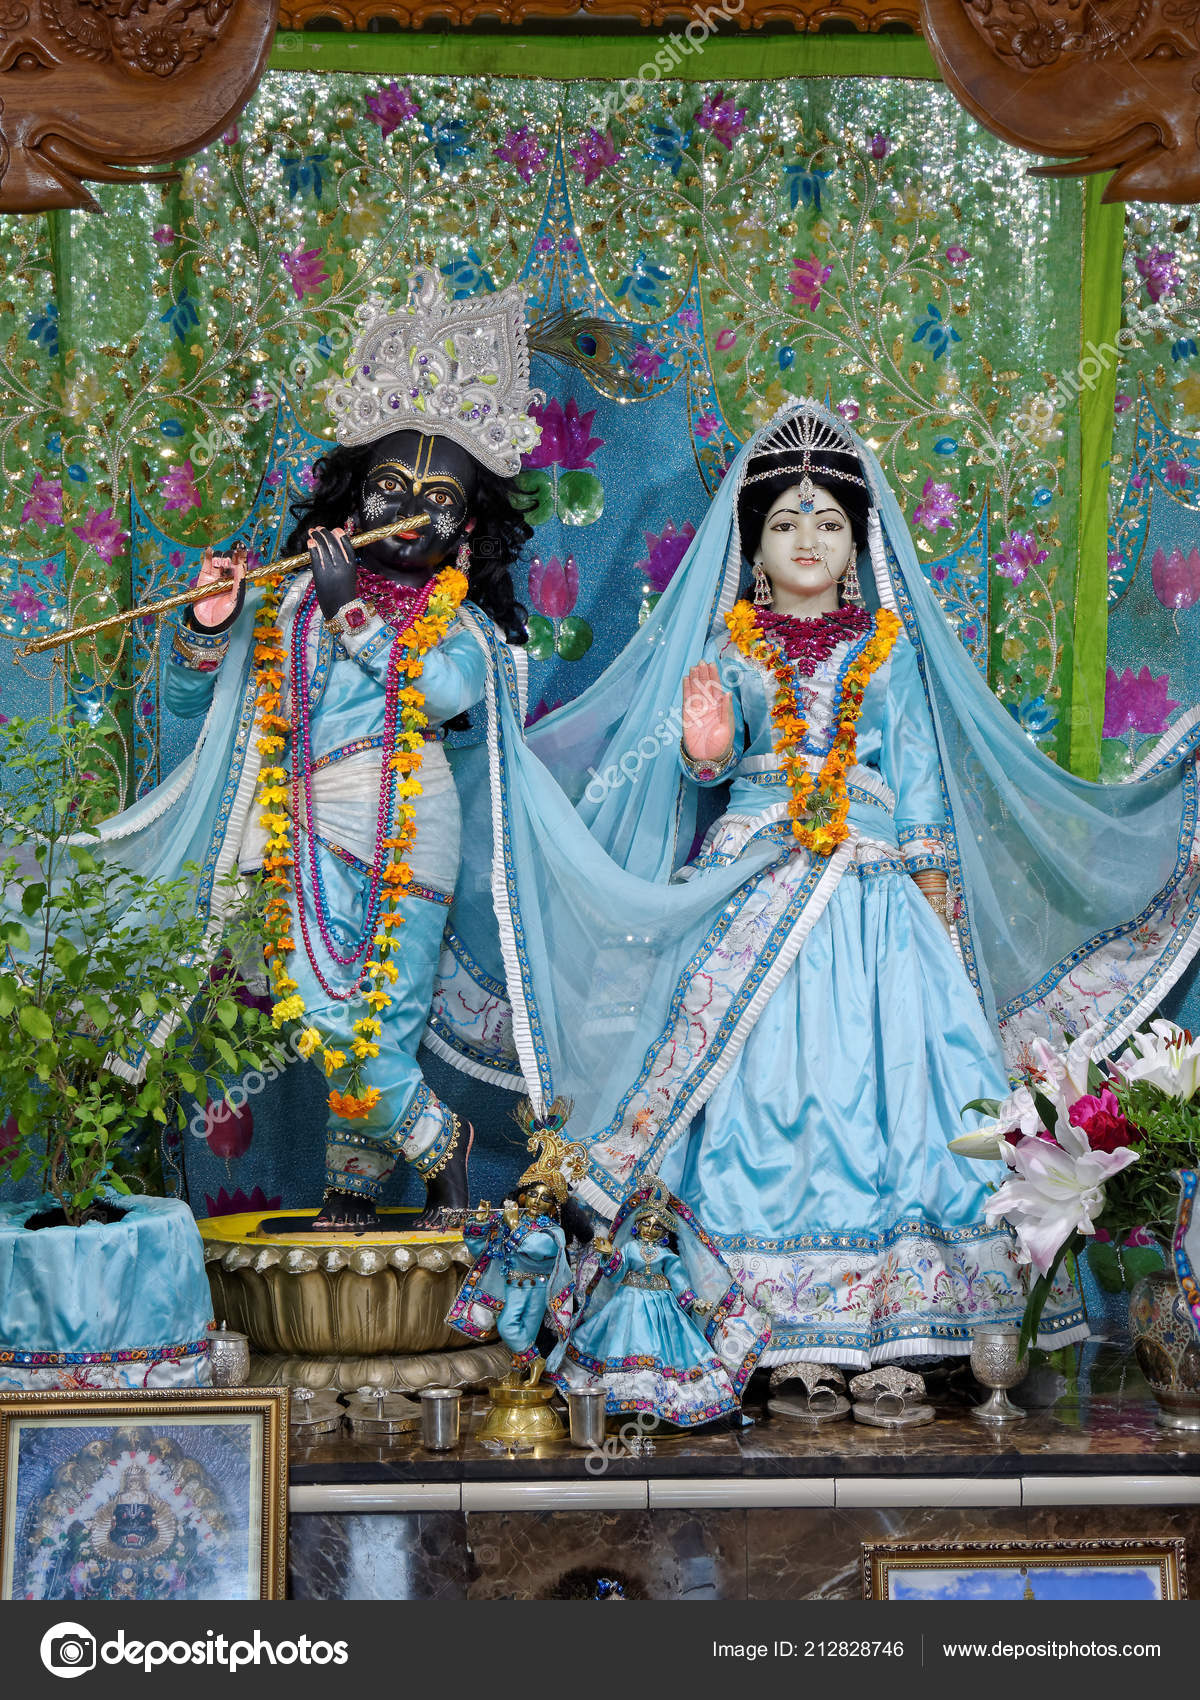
[1129, 1169, 1200, 1432]
[1129, 1269, 1200, 1430]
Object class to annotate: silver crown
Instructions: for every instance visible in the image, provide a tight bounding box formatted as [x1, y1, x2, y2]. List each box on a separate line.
[741, 403, 872, 494]
[327, 273, 544, 477]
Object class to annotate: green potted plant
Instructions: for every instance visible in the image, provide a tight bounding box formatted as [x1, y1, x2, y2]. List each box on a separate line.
[0, 712, 283, 1391]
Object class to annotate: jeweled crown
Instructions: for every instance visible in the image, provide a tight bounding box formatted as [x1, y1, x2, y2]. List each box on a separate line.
[327, 273, 544, 477]
[741, 403, 871, 496]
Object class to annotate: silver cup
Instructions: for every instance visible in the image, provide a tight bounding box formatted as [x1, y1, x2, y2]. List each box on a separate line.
[205, 1322, 250, 1388]
[969, 1325, 1029, 1423]
[420, 1386, 462, 1451]
[567, 1384, 608, 1449]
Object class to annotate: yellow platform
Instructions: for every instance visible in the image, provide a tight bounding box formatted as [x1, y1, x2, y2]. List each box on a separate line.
[197, 1207, 462, 1250]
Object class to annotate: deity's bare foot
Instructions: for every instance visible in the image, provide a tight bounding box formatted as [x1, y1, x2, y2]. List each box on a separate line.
[411, 1119, 474, 1231]
[312, 1190, 378, 1234]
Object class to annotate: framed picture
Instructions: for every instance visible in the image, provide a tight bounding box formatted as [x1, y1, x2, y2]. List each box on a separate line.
[863, 1538, 1187, 1602]
[0, 1388, 289, 1601]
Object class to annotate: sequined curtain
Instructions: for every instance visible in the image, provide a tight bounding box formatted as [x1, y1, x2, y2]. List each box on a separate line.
[0, 34, 1104, 812]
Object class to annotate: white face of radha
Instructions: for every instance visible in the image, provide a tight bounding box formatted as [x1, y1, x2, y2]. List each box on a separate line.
[754, 482, 855, 615]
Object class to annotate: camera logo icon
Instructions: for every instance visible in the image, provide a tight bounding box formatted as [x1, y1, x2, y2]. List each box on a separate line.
[40, 1624, 96, 1678]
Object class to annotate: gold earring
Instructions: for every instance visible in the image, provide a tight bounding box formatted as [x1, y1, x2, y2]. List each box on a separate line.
[753, 566, 772, 608]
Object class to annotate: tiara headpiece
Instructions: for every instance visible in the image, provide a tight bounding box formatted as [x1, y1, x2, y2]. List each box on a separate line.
[327, 273, 544, 477]
[740, 405, 871, 497]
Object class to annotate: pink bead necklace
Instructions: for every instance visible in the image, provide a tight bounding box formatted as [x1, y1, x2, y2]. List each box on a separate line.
[755, 604, 871, 676]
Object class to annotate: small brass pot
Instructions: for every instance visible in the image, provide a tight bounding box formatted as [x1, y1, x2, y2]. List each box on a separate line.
[478, 1381, 564, 1446]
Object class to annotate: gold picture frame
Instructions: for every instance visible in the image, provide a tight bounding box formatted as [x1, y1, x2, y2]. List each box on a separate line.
[0, 1388, 289, 1602]
[863, 1537, 1187, 1602]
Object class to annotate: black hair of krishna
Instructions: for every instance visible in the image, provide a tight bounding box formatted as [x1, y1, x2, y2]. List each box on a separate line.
[285, 439, 534, 643]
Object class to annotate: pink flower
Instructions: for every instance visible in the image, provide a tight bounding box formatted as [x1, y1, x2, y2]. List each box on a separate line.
[204, 1098, 254, 1161]
[153, 225, 175, 246]
[836, 400, 860, 423]
[529, 555, 578, 618]
[523, 397, 604, 471]
[715, 328, 737, 351]
[870, 132, 890, 159]
[366, 80, 419, 137]
[1136, 247, 1181, 304]
[160, 459, 200, 513]
[1114, 393, 1133, 415]
[694, 412, 720, 440]
[1152, 544, 1200, 612]
[787, 257, 832, 311]
[945, 244, 970, 265]
[634, 521, 696, 594]
[678, 307, 698, 329]
[695, 90, 747, 150]
[1103, 666, 1179, 740]
[912, 477, 959, 532]
[73, 506, 128, 564]
[21, 472, 62, 530]
[631, 343, 663, 382]
[570, 128, 621, 186]
[494, 125, 548, 184]
[986, 1119, 1139, 1276]
[1164, 458, 1192, 488]
[281, 245, 328, 300]
[994, 530, 1048, 587]
[8, 583, 45, 621]
[1067, 1087, 1136, 1155]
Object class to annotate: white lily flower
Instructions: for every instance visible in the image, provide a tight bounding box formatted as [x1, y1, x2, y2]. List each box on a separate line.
[950, 1084, 1040, 1162]
[1027, 1030, 1098, 1124]
[983, 1119, 1139, 1277]
[1115, 1019, 1200, 1102]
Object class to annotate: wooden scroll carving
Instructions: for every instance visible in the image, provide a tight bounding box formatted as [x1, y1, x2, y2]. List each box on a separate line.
[275, 0, 922, 32]
[922, 0, 1200, 204]
[0, 0, 278, 212]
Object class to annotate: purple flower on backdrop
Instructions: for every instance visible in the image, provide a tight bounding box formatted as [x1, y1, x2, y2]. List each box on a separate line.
[1151, 545, 1200, 611]
[282, 246, 329, 301]
[527, 697, 565, 727]
[695, 90, 747, 150]
[21, 473, 62, 530]
[945, 244, 970, 266]
[529, 555, 578, 618]
[912, 477, 959, 532]
[1103, 666, 1179, 740]
[366, 81, 419, 137]
[870, 132, 891, 159]
[1164, 458, 1193, 488]
[152, 225, 174, 246]
[8, 583, 45, 621]
[569, 128, 622, 185]
[523, 398, 604, 470]
[836, 399, 860, 423]
[1114, 393, 1133, 415]
[678, 307, 699, 329]
[631, 343, 664, 382]
[204, 1098, 255, 1161]
[994, 530, 1048, 587]
[73, 506, 128, 564]
[634, 521, 697, 594]
[787, 257, 832, 311]
[161, 460, 200, 514]
[494, 126, 548, 184]
[1136, 247, 1181, 304]
[694, 413, 721, 440]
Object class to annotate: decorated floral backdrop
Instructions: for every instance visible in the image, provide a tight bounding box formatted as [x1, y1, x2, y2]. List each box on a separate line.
[0, 39, 1116, 1208]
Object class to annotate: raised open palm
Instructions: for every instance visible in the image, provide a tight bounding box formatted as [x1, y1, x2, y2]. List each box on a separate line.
[682, 661, 735, 762]
[192, 544, 246, 628]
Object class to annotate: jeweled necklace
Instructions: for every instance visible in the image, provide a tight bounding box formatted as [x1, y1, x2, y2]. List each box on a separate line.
[755, 604, 871, 673]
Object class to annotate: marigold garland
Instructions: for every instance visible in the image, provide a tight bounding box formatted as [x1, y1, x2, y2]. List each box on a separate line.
[724, 601, 901, 856]
[251, 563, 469, 1120]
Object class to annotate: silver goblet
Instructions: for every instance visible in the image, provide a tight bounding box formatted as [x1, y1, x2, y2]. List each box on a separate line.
[969, 1326, 1029, 1423]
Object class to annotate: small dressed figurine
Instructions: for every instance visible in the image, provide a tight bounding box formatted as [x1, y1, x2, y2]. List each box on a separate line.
[447, 1099, 585, 1383]
[547, 1180, 770, 1427]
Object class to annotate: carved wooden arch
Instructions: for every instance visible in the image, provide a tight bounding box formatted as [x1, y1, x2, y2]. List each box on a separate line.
[921, 0, 1200, 204]
[275, 0, 921, 25]
[0, 0, 278, 212]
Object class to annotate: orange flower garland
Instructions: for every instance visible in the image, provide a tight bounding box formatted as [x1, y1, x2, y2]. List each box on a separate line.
[251, 564, 468, 1117]
[724, 601, 901, 856]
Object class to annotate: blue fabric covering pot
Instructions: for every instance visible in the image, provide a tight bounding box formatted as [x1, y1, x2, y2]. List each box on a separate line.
[0, 1193, 213, 1390]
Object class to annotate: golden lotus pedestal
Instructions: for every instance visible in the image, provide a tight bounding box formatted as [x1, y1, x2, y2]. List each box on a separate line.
[478, 1381, 565, 1447]
[199, 1209, 509, 1394]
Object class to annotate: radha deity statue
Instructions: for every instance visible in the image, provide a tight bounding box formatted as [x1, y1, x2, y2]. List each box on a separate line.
[432, 398, 1200, 1368]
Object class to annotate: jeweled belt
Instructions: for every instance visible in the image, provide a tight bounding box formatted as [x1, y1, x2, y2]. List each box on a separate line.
[620, 1271, 671, 1290]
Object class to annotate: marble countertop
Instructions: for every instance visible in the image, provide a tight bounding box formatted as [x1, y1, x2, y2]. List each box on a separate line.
[288, 1340, 1200, 1485]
